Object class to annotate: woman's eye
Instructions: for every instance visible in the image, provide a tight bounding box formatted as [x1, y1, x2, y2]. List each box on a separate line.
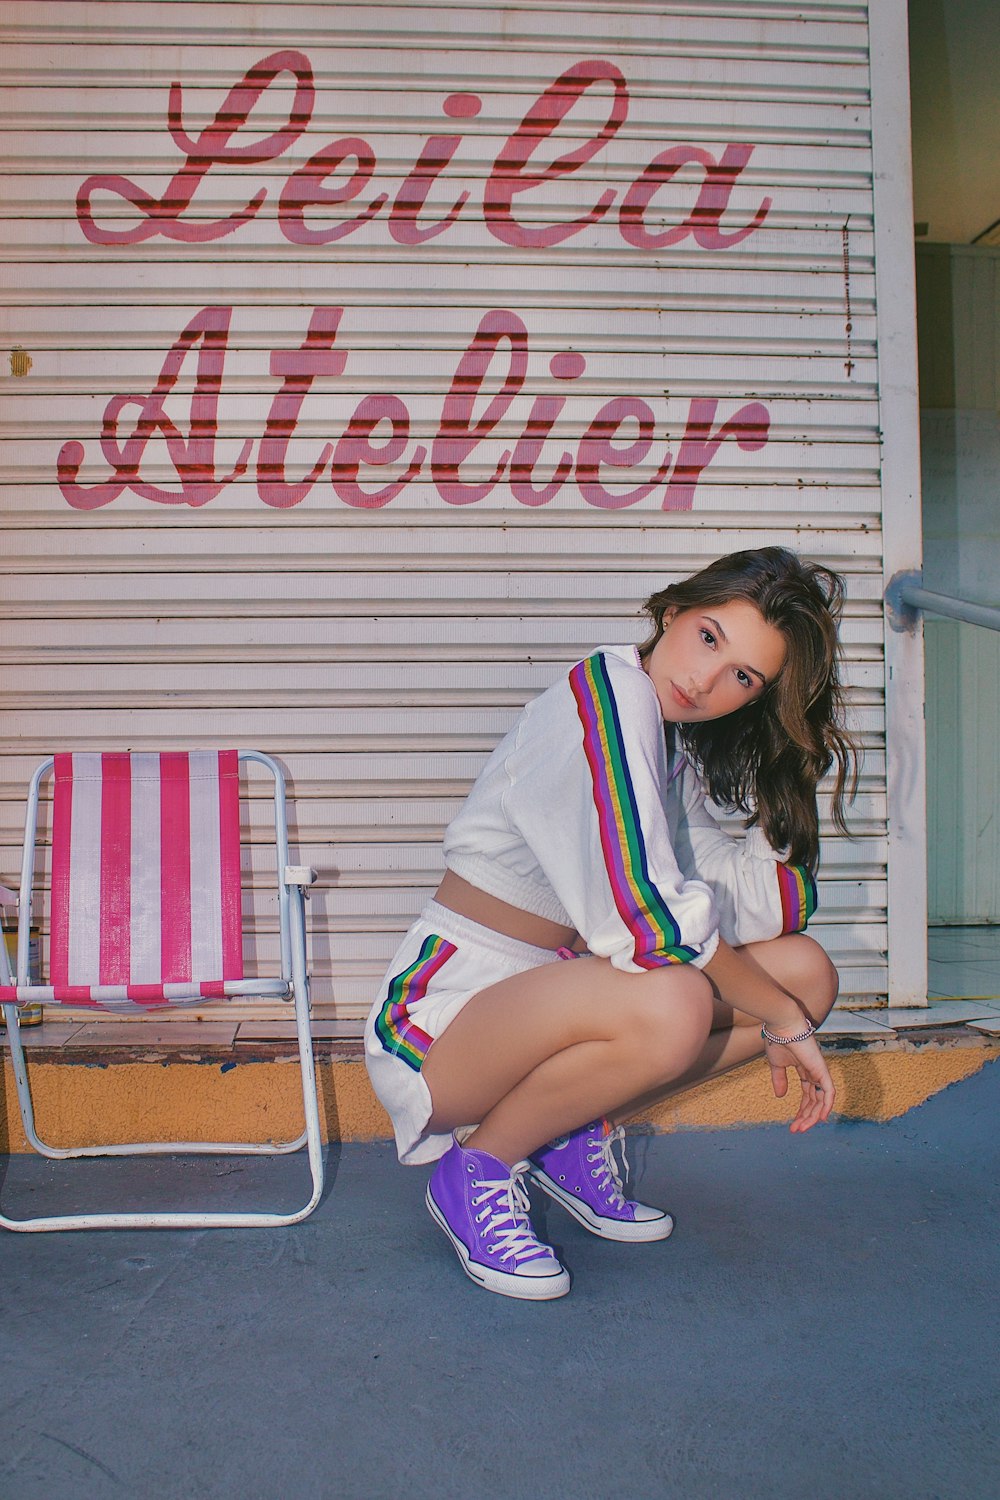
[736, 670, 752, 689]
[700, 629, 716, 647]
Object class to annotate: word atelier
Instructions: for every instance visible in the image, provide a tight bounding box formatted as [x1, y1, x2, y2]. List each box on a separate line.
[57, 307, 770, 512]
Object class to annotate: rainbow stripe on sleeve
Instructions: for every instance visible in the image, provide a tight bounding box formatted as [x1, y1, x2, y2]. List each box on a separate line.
[374, 933, 457, 1071]
[569, 653, 698, 968]
[776, 862, 818, 933]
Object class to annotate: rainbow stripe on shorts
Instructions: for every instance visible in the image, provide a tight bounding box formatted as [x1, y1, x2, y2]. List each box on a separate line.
[374, 933, 457, 1071]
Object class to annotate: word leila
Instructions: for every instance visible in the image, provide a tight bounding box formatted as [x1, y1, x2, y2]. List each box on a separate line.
[57, 306, 770, 512]
[76, 51, 771, 252]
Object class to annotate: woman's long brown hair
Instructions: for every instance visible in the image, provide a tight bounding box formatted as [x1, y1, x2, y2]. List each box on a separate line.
[640, 547, 859, 870]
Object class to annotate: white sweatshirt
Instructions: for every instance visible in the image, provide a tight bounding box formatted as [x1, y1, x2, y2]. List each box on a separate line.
[442, 644, 817, 974]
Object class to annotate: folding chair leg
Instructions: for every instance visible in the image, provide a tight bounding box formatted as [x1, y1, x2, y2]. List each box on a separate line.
[2, 1004, 48, 1156]
[290, 975, 325, 1224]
[3, 1010, 295, 1162]
[0, 982, 325, 1233]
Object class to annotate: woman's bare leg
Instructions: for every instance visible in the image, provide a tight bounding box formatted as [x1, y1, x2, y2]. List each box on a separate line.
[614, 932, 840, 1121]
[421, 957, 714, 1166]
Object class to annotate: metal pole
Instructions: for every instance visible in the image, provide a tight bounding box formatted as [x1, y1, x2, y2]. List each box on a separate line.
[898, 584, 1000, 633]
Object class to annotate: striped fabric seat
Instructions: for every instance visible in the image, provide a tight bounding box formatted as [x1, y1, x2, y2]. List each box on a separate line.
[0, 751, 287, 1012]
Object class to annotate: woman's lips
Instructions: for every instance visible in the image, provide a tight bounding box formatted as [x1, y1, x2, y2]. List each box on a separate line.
[671, 683, 696, 710]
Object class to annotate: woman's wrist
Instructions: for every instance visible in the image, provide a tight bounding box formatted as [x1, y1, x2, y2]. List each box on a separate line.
[761, 1017, 817, 1046]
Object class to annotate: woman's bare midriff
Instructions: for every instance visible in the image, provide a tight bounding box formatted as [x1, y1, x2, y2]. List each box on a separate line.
[433, 870, 579, 952]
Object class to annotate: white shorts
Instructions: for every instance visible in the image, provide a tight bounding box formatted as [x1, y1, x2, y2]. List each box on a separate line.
[364, 899, 565, 1166]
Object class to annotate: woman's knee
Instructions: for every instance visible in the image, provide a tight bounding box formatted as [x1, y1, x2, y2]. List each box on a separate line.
[783, 933, 839, 1023]
[618, 965, 714, 1075]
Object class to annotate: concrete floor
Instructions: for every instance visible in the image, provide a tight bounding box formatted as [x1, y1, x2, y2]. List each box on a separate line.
[1, 1059, 998, 1500]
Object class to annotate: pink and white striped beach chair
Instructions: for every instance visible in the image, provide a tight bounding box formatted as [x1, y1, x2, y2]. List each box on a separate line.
[0, 750, 323, 1232]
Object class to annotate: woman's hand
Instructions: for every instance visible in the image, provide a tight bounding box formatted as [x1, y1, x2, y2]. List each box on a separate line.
[764, 1032, 834, 1133]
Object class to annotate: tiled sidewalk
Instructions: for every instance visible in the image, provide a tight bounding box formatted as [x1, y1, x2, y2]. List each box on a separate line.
[816, 924, 1000, 1037]
[927, 922, 1000, 1000]
[5, 927, 1000, 1052]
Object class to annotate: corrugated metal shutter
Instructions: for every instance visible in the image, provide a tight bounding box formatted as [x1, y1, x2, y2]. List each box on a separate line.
[1, 0, 893, 1018]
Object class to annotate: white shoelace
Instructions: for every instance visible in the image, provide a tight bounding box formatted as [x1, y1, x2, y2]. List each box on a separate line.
[586, 1124, 630, 1209]
[472, 1165, 550, 1264]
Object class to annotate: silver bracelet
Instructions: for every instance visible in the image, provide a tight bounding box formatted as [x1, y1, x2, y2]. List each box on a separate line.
[761, 1019, 817, 1046]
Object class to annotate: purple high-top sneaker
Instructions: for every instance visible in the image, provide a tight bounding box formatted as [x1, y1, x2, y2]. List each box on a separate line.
[527, 1120, 674, 1242]
[426, 1137, 571, 1300]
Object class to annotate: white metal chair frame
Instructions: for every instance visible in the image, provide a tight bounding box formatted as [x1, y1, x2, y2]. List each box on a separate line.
[0, 750, 324, 1233]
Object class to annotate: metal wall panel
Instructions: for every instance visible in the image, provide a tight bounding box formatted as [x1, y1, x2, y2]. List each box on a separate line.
[0, 0, 900, 1015]
[926, 621, 1000, 925]
[917, 245, 1000, 413]
[917, 244, 1000, 926]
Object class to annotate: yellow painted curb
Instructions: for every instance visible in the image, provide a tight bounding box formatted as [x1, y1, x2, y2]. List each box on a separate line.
[631, 1043, 998, 1131]
[2, 1040, 997, 1152]
[0, 1054, 391, 1153]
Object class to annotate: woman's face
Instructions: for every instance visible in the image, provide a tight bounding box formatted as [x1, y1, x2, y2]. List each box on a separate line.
[642, 599, 787, 723]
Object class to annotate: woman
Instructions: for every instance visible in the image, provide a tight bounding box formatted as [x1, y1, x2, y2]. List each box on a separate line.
[365, 547, 857, 1300]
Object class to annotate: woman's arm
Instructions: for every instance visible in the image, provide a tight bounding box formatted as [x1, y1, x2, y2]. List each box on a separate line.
[702, 936, 809, 1033]
[670, 759, 817, 944]
[703, 936, 834, 1129]
[507, 650, 722, 973]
